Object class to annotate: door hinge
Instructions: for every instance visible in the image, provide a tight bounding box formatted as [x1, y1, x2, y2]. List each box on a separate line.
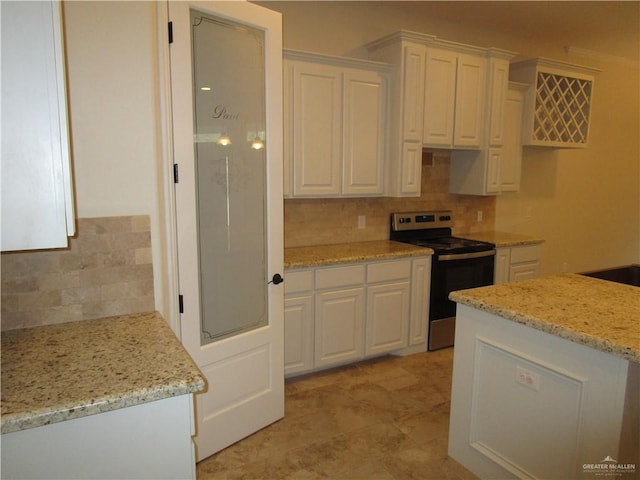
[178, 294, 184, 314]
[173, 163, 179, 183]
[168, 21, 173, 44]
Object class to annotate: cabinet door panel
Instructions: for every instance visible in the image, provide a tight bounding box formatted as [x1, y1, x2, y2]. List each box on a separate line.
[400, 142, 422, 195]
[500, 86, 524, 192]
[423, 48, 457, 147]
[1, 0, 75, 251]
[284, 295, 314, 376]
[485, 148, 502, 194]
[453, 54, 485, 148]
[494, 248, 511, 285]
[366, 282, 410, 355]
[292, 63, 341, 196]
[487, 59, 510, 146]
[409, 257, 430, 346]
[314, 288, 365, 367]
[402, 45, 426, 142]
[343, 71, 385, 195]
[510, 262, 540, 282]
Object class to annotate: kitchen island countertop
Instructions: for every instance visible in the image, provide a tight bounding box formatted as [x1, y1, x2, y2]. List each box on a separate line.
[284, 240, 432, 269]
[450, 273, 640, 362]
[1, 311, 206, 434]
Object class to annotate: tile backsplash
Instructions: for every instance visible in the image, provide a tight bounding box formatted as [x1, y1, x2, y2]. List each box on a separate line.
[285, 152, 496, 247]
[1, 216, 154, 331]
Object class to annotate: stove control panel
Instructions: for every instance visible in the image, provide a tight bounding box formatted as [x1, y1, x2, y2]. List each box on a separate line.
[391, 211, 453, 231]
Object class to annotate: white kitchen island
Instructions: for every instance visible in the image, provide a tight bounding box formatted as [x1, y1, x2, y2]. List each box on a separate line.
[448, 274, 639, 480]
[1, 312, 206, 479]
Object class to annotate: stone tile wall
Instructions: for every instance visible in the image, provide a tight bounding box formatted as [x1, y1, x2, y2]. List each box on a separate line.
[1, 216, 154, 331]
[284, 152, 496, 247]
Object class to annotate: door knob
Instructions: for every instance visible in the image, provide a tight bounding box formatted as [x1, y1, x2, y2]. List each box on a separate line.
[270, 273, 284, 285]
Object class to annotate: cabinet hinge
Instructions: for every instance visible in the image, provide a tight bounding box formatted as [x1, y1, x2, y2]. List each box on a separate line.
[178, 294, 184, 314]
[168, 21, 173, 44]
[173, 163, 179, 183]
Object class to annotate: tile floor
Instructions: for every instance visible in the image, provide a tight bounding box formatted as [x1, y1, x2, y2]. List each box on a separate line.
[196, 349, 478, 479]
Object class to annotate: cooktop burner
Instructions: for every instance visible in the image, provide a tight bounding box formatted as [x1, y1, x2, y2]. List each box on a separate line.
[402, 237, 493, 254]
[389, 210, 495, 255]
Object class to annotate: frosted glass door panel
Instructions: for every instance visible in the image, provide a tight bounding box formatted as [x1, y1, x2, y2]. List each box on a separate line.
[191, 11, 267, 345]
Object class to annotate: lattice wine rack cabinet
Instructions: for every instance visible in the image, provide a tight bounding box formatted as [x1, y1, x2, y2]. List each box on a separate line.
[510, 58, 600, 148]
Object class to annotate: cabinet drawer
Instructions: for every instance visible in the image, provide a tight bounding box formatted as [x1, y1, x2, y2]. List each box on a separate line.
[367, 260, 411, 283]
[285, 270, 314, 295]
[315, 264, 365, 290]
[510, 244, 542, 264]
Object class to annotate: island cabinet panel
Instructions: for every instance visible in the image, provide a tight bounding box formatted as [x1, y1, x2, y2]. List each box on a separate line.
[283, 256, 430, 376]
[1, 394, 197, 480]
[449, 305, 630, 480]
[284, 50, 389, 198]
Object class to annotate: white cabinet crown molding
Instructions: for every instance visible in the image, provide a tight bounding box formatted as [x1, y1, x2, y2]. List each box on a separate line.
[283, 49, 392, 73]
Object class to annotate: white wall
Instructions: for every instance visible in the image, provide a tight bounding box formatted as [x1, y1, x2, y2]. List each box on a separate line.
[63, 1, 174, 324]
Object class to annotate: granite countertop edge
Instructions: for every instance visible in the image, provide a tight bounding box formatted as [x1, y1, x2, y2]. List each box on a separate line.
[285, 240, 433, 269]
[450, 274, 640, 363]
[1, 312, 206, 434]
[460, 231, 545, 248]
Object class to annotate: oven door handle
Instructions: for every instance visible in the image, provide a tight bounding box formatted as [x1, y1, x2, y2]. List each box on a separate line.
[438, 249, 496, 261]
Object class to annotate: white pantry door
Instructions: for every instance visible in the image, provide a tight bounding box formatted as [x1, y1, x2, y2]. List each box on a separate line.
[168, 1, 284, 461]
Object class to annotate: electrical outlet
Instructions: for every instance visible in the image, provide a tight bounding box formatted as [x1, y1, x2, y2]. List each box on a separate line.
[357, 215, 366, 229]
[516, 366, 540, 391]
[525, 205, 533, 220]
[477, 210, 483, 222]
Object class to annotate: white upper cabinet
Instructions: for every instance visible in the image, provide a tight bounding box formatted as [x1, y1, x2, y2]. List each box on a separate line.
[367, 33, 428, 197]
[1, 0, 75, 251]
[449, 81, 525, 196]
[367, 31, 517, 197]
[423, 47, 486, 149]
[509, 58, 599, 148]
[283, 50, 389, 198]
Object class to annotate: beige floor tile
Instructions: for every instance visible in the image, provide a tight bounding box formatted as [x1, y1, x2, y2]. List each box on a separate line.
[197, 350, 477, 480]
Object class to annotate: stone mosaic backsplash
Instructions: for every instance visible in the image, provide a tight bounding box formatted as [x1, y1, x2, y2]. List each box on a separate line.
[284, 152, 496, 247]
[1, 216, 154, 331]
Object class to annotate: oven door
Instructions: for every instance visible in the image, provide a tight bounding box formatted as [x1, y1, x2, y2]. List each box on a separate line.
[429, 250, 495, 350]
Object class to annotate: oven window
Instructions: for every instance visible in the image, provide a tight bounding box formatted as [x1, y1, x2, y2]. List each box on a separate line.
[430, 255, 494, 320]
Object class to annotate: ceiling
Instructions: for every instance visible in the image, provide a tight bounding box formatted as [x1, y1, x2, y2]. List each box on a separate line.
[386, 1, 640, 62]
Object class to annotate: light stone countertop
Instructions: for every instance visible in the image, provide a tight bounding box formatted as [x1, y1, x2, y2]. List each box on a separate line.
[1, 312, 206, 434]
[450, 274, 640, 363]
[284, 240, 433, 269]
[460, 230, 544, 247]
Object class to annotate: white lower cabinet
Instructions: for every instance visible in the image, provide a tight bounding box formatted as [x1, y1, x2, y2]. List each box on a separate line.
[366, 259, 412, 356]
[1, 395, 197, 480]
[284, 256, 430, 376]
[284, 270, 314, 375]
[315, 287, 366, 367]
[494, 244, 542, 284]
